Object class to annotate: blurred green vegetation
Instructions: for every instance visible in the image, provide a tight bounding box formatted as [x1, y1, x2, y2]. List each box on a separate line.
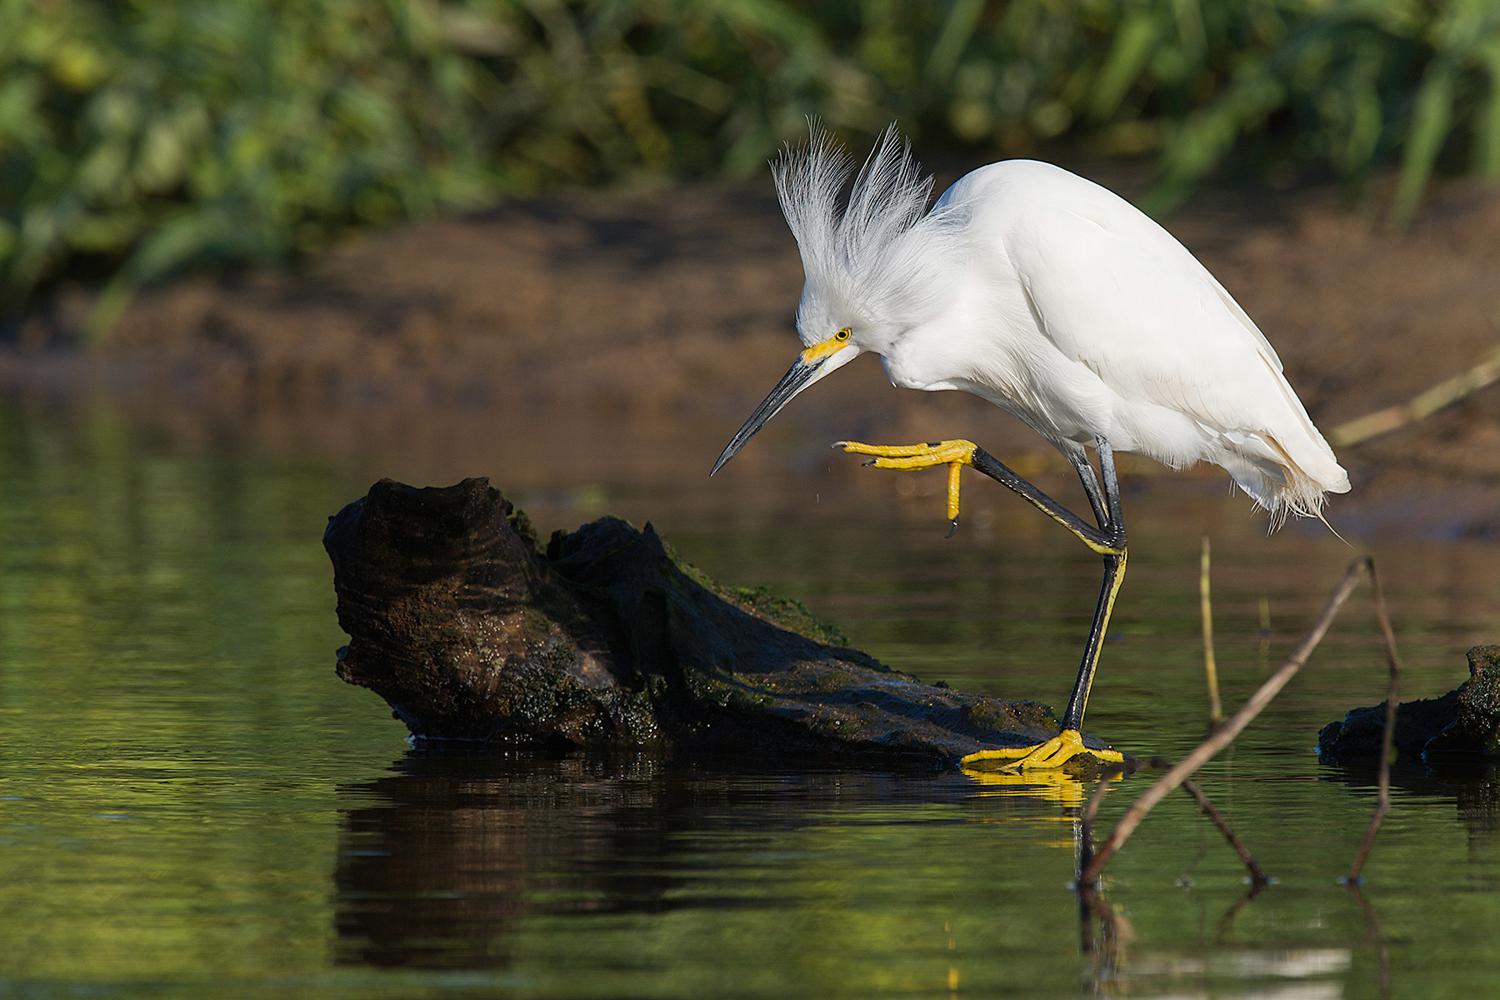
[4, 0, 1500, 335]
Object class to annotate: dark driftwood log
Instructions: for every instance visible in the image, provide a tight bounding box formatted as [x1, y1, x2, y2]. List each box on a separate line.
[324, 477, 1127, 767]
[1318, 645, 1500, 763]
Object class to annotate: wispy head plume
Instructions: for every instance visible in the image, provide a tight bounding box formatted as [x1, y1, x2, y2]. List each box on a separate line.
[772, 122, 965, 334]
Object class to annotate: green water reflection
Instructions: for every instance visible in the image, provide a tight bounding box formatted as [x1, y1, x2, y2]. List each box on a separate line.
[2, 400, 1499, 998]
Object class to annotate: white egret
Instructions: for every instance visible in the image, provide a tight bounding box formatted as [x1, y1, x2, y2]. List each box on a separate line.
[711, 126, 1350, 771]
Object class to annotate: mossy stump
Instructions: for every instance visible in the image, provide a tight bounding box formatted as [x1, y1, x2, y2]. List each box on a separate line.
[324, 477, 1123, 767]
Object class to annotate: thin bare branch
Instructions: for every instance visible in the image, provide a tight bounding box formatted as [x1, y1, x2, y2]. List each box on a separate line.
[1214, 880, 1270, 942]
[1077, 883, 1132, 983]
[1257, 595, 1271, 672]
[1346, 882, 1393, 999]
[1181, 778, 1269, 885]
[1201, 536, 1224, 725]
[1078, 776, 1113, 877]
[1330, 343, 1500, 447]
[1082, 777, 1112, 828]
[1080, 558, 1370, 886]
[1348, 561, 1404, 881]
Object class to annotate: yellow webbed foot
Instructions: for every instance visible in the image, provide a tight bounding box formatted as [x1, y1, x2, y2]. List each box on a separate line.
[836, 439, 977, 528]
[836, 438, 977, 468]
[960, 729, 1125, 773]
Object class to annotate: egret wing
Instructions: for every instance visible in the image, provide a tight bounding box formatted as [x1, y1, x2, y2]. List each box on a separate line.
[1004, 202, 1315, 446]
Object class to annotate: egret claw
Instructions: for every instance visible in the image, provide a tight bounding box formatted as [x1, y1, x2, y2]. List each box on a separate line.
[960, 729, 1125, 773]
[836, 439, 978, 529]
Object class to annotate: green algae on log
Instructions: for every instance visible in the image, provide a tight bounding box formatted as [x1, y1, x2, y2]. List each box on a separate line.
[324, 477, 1126, 767]
[1318, 645, 1500, 763]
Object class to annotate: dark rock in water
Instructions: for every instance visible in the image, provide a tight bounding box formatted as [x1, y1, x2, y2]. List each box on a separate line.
[1318, 645, 1500, 763]
[1428, 645, 1500, 758]
[1315, 690, 1461, 763]
[324, 478, 1120, 768]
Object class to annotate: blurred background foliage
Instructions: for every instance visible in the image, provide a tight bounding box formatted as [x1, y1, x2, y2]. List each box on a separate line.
[4, 0, 1500, 335]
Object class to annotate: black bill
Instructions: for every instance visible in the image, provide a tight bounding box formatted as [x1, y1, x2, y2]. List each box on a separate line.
[710, 356, 825, 475]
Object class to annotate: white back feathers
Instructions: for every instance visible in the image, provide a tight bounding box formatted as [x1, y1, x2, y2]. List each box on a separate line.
[773, 124, 965, 334]
[764, 125, 1349, 530]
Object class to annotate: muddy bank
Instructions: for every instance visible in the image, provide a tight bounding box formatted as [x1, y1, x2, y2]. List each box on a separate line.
[324, 476, 1132, 768]
[7, 174, 1500, 535]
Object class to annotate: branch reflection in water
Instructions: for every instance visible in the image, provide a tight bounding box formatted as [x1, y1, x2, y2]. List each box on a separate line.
[328, 747, 1500, 995]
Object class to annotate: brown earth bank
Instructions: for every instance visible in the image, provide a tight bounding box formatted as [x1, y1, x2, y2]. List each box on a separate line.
[3, 171, 1499, 538]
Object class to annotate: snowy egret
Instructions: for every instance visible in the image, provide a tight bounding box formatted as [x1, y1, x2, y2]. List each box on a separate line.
[711, 126, 1350, 771]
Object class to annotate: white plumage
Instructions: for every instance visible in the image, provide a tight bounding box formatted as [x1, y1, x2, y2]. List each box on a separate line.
[773, 125, 1349, 524]
[711, 126, 1350, 768]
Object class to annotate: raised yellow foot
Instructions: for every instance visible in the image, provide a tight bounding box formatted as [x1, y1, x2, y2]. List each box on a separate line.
[836, 439, 977, 529]
[960, 729, 1125, 772]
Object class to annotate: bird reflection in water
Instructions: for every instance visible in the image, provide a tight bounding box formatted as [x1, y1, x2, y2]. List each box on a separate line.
[332, 747, 1422, 995]
[332, 748, 1124, 973]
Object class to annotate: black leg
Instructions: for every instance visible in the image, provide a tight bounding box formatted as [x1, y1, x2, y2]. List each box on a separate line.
[1062, 439, 1128, 730]
[969, 447, 1119, 555]
[970, 438, 1128, 736]
[836, 435, 1130, 768]
[1067, 447, 1111, 531]
[1096, 437, 1126, 539]
[1062, 550, 1126, 730]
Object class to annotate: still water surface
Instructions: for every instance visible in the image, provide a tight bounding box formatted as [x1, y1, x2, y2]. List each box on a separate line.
[1, 401, 1498, 998]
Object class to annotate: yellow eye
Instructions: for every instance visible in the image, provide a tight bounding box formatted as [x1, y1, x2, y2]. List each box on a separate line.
[799, 328, 854, 364]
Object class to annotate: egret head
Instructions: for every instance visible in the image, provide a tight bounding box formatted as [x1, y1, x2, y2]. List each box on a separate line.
[711, 124, 962, 475]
